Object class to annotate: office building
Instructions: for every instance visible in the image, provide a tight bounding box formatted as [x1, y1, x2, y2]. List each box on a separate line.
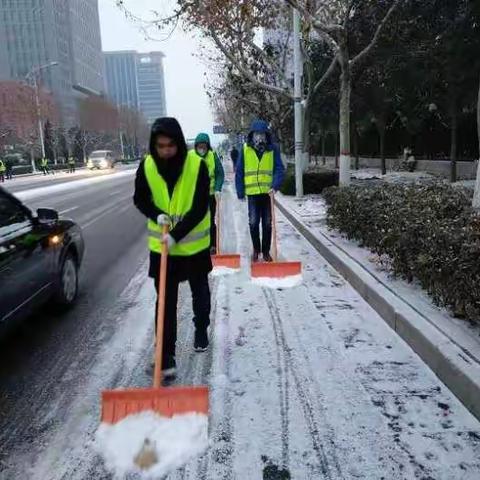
[0, 0, 104, 125]
[104, 51, 167, 124]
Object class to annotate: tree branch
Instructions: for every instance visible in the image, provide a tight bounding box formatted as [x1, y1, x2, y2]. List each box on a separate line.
[208, 28, 293, 100]
[312, 54, 339, 96]
[351, 0, 401, 68]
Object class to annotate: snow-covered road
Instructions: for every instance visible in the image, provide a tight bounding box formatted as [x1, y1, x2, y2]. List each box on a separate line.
[1, 172, 479, 479]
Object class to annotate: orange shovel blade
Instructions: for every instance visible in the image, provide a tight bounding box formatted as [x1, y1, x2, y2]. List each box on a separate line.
[251, 261, 302, 278]
[211, 254, 241, 269]
[101, 386, 209, 424]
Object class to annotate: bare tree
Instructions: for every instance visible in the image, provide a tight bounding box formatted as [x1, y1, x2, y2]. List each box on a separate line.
[284, 0, 402, 184]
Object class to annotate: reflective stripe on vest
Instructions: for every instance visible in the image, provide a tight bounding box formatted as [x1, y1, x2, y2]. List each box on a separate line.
[144, 152, 210, 256]
[243, 145, 274, 195]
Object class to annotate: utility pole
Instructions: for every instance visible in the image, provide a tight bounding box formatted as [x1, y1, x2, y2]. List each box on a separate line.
[119, 130, 125, 159]
[293, 8, 304, 197]
[26, 61, 58, 173]
[33, 74, 45, 171]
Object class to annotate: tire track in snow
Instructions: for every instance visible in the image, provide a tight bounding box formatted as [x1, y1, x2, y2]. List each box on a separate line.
[263, 288, 343, 479]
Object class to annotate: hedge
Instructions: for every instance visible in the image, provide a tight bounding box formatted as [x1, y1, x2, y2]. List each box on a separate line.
[281, 168, 338, 195]
[324, 183, 480, 323]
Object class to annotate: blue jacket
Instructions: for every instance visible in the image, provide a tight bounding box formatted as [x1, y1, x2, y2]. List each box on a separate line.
[235, 120, 285, 199]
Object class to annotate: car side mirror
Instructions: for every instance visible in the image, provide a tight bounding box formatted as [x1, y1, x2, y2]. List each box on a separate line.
[37, 208, 59, 224]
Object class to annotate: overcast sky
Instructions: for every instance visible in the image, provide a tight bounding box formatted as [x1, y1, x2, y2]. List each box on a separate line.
[98, 0, 216, 142]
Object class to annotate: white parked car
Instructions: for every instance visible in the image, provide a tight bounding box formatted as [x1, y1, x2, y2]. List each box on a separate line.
[87, 150, 116, 170]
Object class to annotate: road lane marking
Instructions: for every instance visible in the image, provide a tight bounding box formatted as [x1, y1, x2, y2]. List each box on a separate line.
[82, 196, 133, 229]
[59, 206, 79, 215]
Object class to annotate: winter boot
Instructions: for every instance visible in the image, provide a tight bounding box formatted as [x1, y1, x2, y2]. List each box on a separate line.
[162, 355, 177, 379]
[252, 251, 260, 263]
[263, 252, 273, 262]
[194, 328, 209, 352]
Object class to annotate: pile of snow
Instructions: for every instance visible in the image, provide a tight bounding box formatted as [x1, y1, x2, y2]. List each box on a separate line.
[252, 274, 303, 289]
[95, 411, 209, 478]
[210, 266, 240, 277]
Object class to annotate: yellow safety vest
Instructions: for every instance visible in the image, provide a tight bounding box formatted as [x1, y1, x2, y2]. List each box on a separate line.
[68, 157, 75, 165]
[191, 149, 215, 195]
[0, 161, 5, 172]
[144, 151, 210, 256]
[41, 158, 48, 167]
[243, 144, 274, 195]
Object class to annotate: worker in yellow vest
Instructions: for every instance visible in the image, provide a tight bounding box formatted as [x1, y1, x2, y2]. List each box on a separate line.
[68, 156, 76, 173]
[40, 157, 52, 175]
[235, 120, 285, 262]
[134, 117, 212, 379]
[0, 159, 6, 183]
[193, 133, 224, 254]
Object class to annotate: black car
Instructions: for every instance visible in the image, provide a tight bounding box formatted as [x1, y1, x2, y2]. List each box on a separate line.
[0, 187, 84, 328]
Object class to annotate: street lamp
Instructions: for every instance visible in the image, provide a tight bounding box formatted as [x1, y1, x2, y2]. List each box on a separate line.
[25, 61, 59, 172]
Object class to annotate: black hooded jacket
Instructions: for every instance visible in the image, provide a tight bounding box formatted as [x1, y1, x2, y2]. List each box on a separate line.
[133, 117, 212, 280]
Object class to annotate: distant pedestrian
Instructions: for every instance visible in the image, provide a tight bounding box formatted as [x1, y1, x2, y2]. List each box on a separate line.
[40, 158, 51, 175]
[230, 146, 239, 172]
[133, 117, 212, 380]
[5, 158, 13, 180]
[0, 159, 5, 183]
[68, 156, 76, 173]
[235, 120, 285, 263]
[193, 132, 225, 254]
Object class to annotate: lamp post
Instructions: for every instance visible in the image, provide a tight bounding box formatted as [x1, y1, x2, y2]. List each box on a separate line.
[25, 61, 58, 173]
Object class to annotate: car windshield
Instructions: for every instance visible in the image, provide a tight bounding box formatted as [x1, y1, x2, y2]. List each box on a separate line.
[90, 152, 108, 159]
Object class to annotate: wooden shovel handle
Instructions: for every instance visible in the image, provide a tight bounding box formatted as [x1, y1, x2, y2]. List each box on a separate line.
[270, 191, 278, 262]
[153, 223, 169, 388]
[216, 196, 220, 254]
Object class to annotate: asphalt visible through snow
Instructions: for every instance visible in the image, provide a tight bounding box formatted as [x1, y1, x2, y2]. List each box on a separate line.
[0, 167, 479, 479]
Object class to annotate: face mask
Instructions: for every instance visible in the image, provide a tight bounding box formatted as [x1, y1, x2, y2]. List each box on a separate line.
[196, 147, 208, 157]
[253, 132, 267, 148]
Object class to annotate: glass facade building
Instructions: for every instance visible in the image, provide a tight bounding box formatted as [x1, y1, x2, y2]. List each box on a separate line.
[104, 51, 167, 125]
[0, 0, 104, 126]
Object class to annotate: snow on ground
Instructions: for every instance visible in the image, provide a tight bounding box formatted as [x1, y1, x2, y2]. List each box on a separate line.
[351, 168, 435, 183]
[95, 412, 208, 479]
[280, 193, 480, 357]
[210, 266, 240, 277]
[14, 169, 136, 201]
[8, 176, 480, 479]
[251, 274, 303, 289]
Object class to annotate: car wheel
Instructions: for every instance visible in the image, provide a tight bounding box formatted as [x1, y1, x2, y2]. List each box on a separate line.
[55, 253, 78, 306]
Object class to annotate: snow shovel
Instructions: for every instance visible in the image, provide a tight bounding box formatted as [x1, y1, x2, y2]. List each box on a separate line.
[211, 196, 241, 269]
[101, 224, 209, 424]
[251, 192, 302, 278]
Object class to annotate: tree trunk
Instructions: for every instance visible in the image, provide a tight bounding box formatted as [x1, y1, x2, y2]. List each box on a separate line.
[474, 75, 480, 209]
[322, 134, 326, 165]
[380, 126, 386, 175]
[450, 101, 458, 183]
[353, 126, 360, 170]
[339, 56, 351, 185]
[302, 103, 311, 171]
[335, 130, 339, 169]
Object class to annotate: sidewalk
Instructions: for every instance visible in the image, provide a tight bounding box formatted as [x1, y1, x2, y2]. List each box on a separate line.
[276, 193, 480, 422]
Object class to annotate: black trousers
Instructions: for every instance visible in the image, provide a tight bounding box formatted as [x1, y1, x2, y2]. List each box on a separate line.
[153, 272, 211, 361]
[209, 195, 217, 250]
[247, 194, 272, 255]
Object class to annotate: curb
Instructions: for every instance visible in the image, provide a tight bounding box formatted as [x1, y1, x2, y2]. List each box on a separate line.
[276, 197, 480, 421]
